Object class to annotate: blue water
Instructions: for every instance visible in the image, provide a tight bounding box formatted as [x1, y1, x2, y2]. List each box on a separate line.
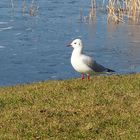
[0, 0, 140, 86]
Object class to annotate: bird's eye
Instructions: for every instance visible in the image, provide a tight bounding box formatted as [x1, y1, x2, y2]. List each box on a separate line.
[74, 42, 76, 44]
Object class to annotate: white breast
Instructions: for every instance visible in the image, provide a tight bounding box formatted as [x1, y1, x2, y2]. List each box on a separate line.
[71, 54, 93, 74]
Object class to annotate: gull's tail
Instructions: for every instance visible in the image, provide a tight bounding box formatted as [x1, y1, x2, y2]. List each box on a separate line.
[107, 68, 115, 72]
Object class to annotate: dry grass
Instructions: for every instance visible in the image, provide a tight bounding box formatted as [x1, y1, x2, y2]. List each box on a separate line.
[0, 74, 140, 139]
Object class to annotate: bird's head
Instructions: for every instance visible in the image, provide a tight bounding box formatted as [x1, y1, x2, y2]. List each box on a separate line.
[67, 39, 83, 49]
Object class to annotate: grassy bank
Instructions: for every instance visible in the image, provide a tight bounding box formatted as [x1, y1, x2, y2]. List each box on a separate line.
[0, 74, 140, 139]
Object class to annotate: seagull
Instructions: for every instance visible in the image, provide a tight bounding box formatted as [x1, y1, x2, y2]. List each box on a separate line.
[67, 38, 115, 80]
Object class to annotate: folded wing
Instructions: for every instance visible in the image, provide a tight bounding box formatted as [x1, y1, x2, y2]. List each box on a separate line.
[82, 55, 113, 72]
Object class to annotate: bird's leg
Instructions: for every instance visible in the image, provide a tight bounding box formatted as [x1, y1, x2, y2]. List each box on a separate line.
[82, 73, 84, 80]
[87, 74, 90, 80]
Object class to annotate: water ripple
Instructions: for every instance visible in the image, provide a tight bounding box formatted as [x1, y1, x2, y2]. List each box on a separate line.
[0, 26, 13, 31]
[0, 21, 8, 24]
[0, 46, 5, 49]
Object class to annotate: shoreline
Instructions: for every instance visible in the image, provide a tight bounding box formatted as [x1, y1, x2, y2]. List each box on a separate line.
[0, 71, 138, 87]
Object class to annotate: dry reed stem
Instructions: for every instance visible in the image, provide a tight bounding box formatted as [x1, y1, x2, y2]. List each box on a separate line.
[21, 0, 38, 16]
[22, 0, 26, 15]
[30, 0, 36, 16]
[87, 0, 96, 22]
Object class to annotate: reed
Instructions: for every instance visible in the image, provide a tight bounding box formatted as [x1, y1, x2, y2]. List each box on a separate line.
[79, 0, 95, 22]
[22, 0, 26, 15]
[29, 0, 36, 16]
[107, 0, 125, 23]
[21, 0, 38, 16]
[107, 0, 140, 24]
[89, 0, 96, 21]
[85, 0, 140, 24]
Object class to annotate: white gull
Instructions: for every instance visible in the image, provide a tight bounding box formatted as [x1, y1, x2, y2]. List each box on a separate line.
[68, 38, 115, 80]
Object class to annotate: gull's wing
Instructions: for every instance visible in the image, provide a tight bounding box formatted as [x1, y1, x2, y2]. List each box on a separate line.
[81, 55, 109, 72]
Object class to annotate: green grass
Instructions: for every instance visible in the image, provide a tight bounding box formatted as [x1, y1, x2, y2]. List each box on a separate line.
[0, 74, 140, 140]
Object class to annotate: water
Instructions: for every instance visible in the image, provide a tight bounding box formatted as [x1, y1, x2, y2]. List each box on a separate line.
[0, 0, 140, 86]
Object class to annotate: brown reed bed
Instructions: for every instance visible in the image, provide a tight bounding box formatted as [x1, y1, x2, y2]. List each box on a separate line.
[85, 0, 140, 24]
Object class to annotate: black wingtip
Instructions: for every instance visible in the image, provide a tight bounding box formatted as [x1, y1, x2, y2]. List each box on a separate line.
[107, 69, 115, 72]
